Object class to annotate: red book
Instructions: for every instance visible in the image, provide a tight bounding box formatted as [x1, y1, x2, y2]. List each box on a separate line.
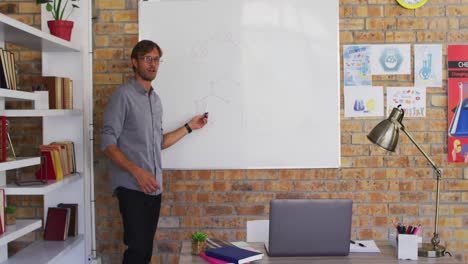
[35, 150, 56, 180]
[0, 116, 6, 162]
[0, 189, 4, 235]
[199, 252, 231, 264]
[57, 203, 78, 236]
[44, 207, 69, 240]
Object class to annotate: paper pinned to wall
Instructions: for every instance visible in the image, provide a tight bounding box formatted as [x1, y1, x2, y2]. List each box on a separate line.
[371, 44, 411, 75]
[414, 44, 442, 87]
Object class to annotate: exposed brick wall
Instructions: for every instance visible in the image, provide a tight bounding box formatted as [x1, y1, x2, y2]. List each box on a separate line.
[92, 1, 468, 263]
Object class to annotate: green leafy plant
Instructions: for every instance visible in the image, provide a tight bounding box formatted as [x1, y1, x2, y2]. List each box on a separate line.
[5, 206, 16, 214]
[36, 0, 79, 21]
[191, 231, 208, 242]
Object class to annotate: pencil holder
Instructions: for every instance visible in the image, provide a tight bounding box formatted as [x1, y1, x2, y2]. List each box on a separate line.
[397, 234, 418, 260]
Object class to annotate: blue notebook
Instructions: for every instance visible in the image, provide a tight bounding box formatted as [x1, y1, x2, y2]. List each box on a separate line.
[205, 246, 263, 264]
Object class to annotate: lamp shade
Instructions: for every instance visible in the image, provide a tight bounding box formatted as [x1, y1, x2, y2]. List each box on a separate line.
[367, 107, 405, 152]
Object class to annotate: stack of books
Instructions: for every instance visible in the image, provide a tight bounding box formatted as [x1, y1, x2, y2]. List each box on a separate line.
[0, 48, 17, 90]
[200, 239, 263, 264]
[44, 203, 78, 240]
[32, 76, 73, 109]
[35, 141, 76, 181]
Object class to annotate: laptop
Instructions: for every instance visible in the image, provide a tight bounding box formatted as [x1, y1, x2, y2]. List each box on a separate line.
[265, 199, 353, 257]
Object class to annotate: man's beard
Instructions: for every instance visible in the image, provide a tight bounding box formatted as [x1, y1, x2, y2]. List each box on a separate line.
[138, 68, 156, 82]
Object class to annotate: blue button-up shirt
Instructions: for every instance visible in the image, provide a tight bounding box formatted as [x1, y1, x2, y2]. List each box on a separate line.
[100, 78, 163, 196]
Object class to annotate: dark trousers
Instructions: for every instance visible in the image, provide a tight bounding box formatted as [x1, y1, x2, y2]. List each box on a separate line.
[116, 187, 162, 264]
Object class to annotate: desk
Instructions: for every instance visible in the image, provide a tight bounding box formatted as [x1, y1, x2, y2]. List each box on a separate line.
[180, 241, 461, 263]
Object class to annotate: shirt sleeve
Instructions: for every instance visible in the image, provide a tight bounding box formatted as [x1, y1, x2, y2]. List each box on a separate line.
[100, 89, 126, 151]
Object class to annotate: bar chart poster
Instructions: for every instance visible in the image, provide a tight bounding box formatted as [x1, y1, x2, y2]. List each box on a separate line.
[447, 45, 468, 163]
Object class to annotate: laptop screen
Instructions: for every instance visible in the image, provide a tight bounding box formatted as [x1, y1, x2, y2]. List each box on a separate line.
[266, 199, 353, 257]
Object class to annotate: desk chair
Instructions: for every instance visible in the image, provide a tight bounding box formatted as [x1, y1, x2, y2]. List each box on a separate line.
[246, 220, 269, 243]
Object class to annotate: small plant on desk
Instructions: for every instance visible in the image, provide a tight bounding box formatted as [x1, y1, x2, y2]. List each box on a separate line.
[191, 231, 208, 255]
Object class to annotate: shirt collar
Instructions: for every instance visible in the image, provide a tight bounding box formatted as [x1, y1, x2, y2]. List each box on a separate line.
[130, 77, 153, 95]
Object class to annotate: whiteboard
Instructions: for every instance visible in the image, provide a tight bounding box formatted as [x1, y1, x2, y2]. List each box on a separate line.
[139, 0, 340, 169]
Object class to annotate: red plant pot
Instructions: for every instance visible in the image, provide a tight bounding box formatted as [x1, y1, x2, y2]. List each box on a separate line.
[47, 20, 74, 41]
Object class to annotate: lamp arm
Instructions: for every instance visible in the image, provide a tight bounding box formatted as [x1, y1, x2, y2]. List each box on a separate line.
[400, 126, 441, 174]
[400, 126, 442, 249]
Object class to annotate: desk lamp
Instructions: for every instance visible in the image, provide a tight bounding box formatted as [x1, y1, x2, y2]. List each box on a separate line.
[367, 106, 446, 257]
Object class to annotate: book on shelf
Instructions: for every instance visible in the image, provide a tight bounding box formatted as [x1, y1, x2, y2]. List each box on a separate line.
[35, 141, 76, 181]
[205, 246, 263, 264]
[57, 203, 78, 236]
[62, 78, 73, 109]
[0, 116, 6, 162]
[38, 145, 63, 180]
[0, 189, 4, 235]
[0, 49, 16, 90]
[32, 76, 73, 109]
[35, 150, 56, 181]
[44, 207, 70, 241]
[8, 52, 16, 90]
[52, 141, 76, 174]
[0, 50, 8, 89]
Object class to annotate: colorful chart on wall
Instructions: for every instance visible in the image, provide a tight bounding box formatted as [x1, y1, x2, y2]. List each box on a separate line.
[447, 45, 468, 163]
[139, 0, 340, 169]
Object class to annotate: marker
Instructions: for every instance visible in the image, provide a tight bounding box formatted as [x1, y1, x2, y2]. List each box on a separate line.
[406, 225, 413, 234]
[203, 112, 209, 118]
[350, 240, 366, 247]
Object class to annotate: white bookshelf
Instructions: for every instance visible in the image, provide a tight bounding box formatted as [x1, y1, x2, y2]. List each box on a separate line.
[0, 220, 42, 247]
[0, 14, 79, 52]
[4, 173, 82, 195]
[0, 90, 39, 101]
[3, 235, 84, 264]
[0, 3, 93, 263]
[0, 158, 41, 171]
[0, 110, 82, 117]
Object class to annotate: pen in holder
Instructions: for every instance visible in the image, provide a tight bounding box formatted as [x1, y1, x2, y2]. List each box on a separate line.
[389, 222, 423, 248]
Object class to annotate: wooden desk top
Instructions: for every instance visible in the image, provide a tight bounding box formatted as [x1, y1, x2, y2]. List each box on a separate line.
[180, 241, 461, 264]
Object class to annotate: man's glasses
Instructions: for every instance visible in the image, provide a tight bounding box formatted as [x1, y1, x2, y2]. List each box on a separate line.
[139, 56, 163, 64]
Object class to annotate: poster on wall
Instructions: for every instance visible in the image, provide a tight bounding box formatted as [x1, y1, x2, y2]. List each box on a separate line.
[386, 87, 426, 118]
[370, 44, 411, 75]
[447, 45, 468, 163]
[344, 86, 383, 117]
[343, 45, 372, 86]
[414, 44, 442, 87]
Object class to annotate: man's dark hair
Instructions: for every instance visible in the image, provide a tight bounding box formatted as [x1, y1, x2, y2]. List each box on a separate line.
[131, 40, 163, 71]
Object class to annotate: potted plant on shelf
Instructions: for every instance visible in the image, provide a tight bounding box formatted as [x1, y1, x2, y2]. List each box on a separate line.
[5, 205, 16, 225]
[191, 231, 208, 255]
[36, 0, 79, 41]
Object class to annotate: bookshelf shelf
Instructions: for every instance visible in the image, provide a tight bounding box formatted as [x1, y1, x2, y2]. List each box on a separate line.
[3, 235, 84, 264]
[0, 110, 82, 117]
[4, 173, 82, 196]
[0, 220, 42, 247]
[0, 90, 39, 101]
[0, 14, 79, 53]
[0, 157, 41, 171]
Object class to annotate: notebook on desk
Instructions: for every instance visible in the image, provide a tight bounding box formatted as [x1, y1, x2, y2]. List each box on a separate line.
[265, 199, 353, 257]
